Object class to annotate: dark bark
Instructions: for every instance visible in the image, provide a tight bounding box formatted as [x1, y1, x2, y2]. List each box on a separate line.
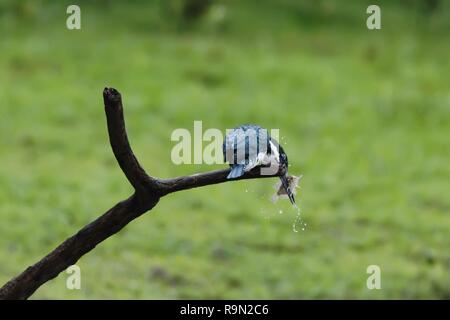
[0, 88, 285, 300]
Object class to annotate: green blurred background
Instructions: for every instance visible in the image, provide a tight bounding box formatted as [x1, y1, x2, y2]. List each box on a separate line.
[0, 0, 449, 299]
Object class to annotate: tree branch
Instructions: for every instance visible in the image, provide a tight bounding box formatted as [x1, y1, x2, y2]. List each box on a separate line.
[103, 88, 159, 201]
[0, 88, 285, 300]
[158, 167, 283, 195]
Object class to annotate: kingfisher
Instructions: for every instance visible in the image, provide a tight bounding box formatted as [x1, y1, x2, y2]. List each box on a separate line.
[222, 124, 296, 205]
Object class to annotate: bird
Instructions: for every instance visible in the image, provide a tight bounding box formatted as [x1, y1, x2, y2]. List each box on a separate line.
[222, 124, 296, 205]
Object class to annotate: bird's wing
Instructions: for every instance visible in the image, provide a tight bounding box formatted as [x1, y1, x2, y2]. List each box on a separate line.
[243, 129, 271, 171]
[224, 128, 260, 166]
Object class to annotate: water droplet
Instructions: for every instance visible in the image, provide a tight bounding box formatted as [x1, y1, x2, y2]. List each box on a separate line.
[279, 210, 283, 214]
[292, 202, 306, 233]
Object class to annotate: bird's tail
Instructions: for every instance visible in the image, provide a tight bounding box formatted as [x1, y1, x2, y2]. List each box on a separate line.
[280, 175, 296, 205]
[227, 164, 245, 179]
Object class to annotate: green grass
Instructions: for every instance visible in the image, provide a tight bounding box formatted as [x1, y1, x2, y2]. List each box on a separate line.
[0, 0, 449, 299]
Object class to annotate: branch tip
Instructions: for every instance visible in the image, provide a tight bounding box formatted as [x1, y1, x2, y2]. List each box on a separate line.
[103, 87, 121, 104]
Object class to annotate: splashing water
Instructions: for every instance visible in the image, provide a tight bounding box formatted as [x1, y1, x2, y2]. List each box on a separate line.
[255, 174, 306, 232]
[272, 199, 306, 233]
[292, 203, 306, 233]
[269, 174, 305, 232]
